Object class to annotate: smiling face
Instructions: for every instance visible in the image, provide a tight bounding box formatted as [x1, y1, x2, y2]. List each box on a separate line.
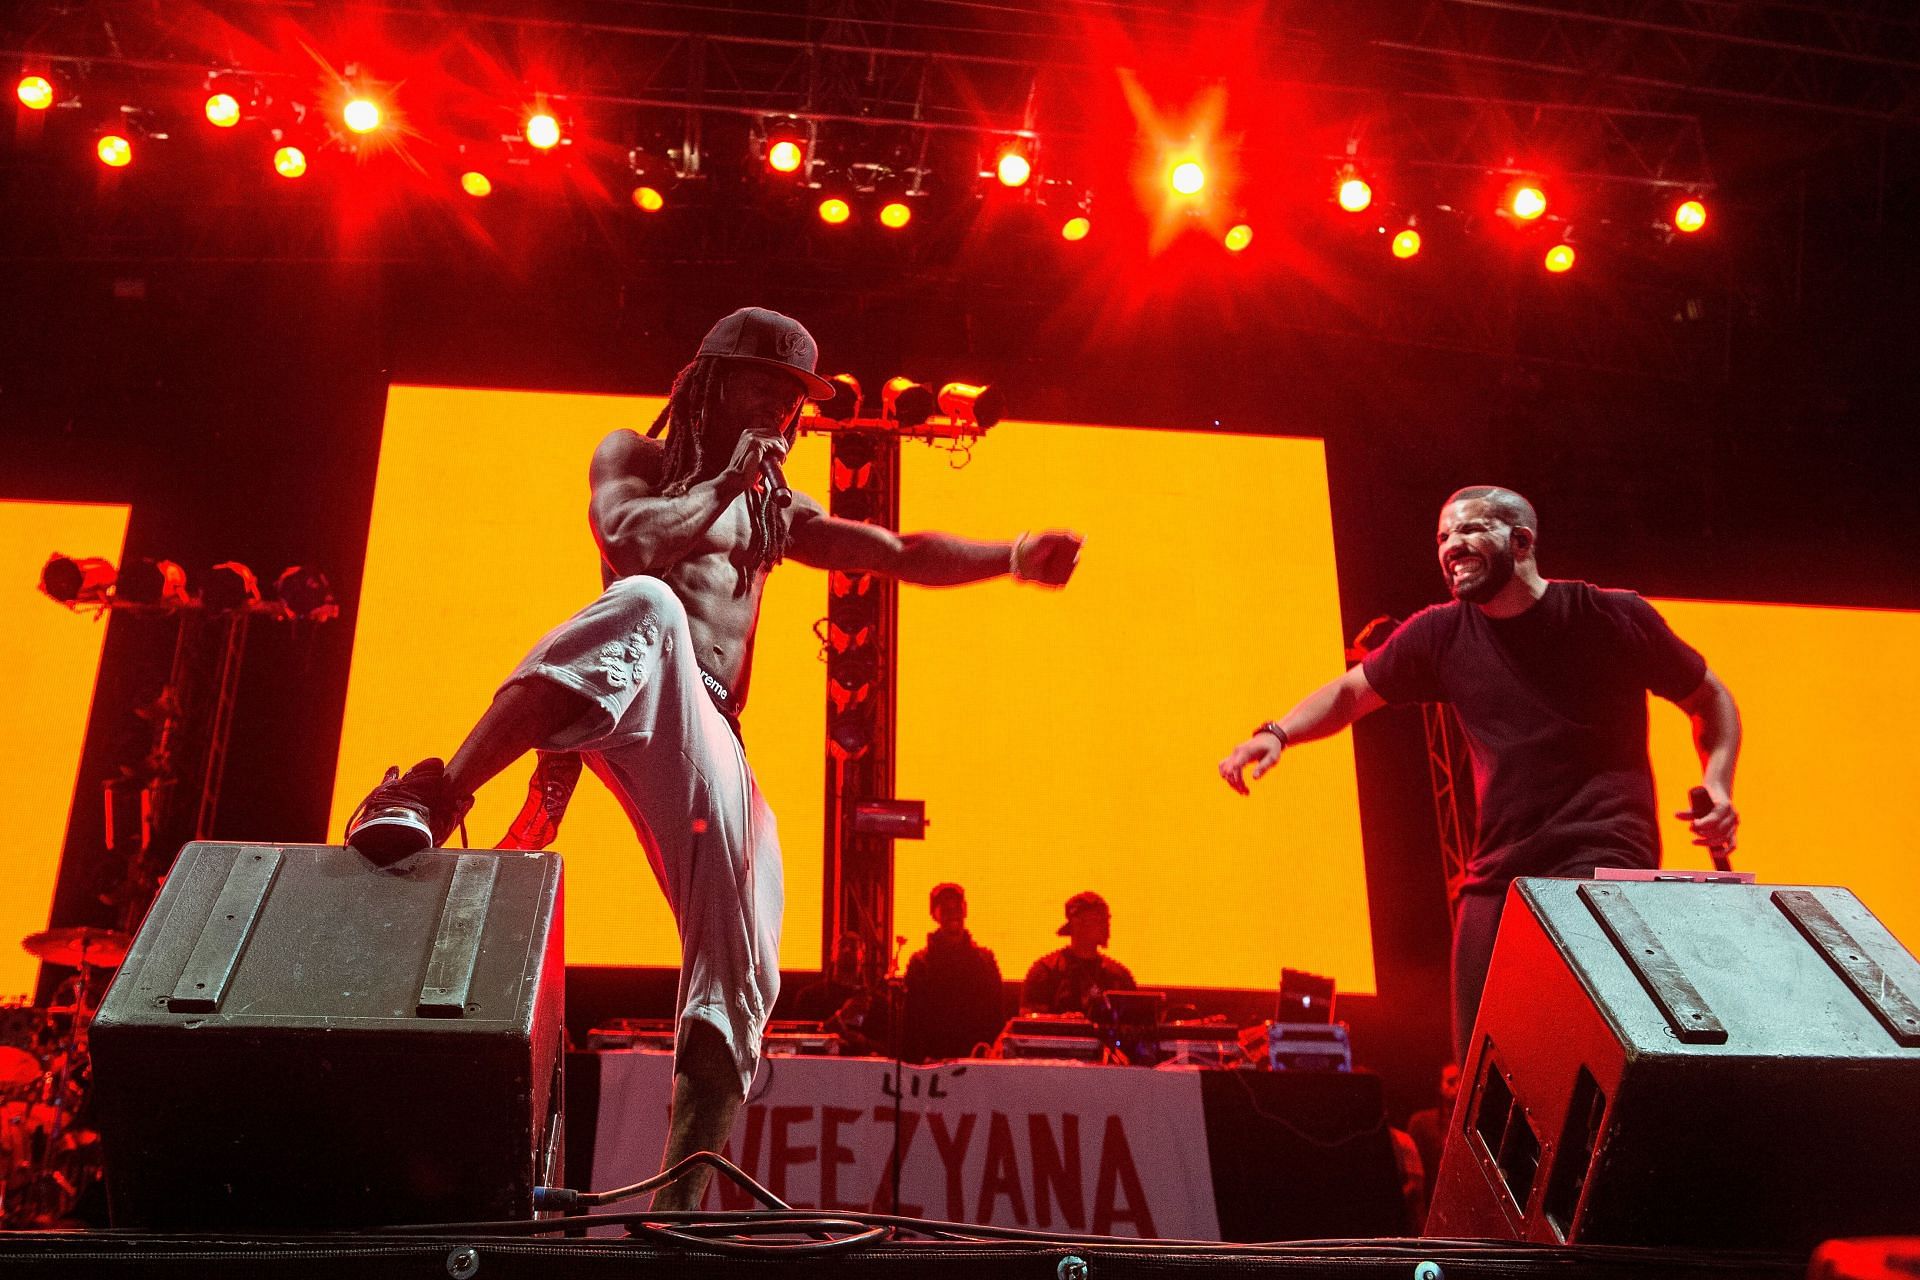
[1436, 497, 1527, 604]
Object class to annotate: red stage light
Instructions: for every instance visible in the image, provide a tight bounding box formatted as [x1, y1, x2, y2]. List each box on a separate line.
[525, 113, 561, 150]
[996, 148, 1031, 188]
[204, 92, 241, 128]
[461, 171, 492, 198]
[879, 200, 912, 229]
[1508, 183, 1547, 221]
[17, 75, 54, 111]
[1170, 160, 1205, 196]
[343, 98, 381, 134]
[96, 135, 132, 167]
[1674, 199, 1707, 233]
[767, 139, 804, 173]
[1391, 228, 1422, 259]
[631, 185, 664, 212]
[818, 197, 851, 225]
[1224, 223, 1252, 252]
[273, 145, 307, 179]
[1061, 216, 1090, 242]
[1337, 175, 1372, 213]
[1544, 243, 1576, 273]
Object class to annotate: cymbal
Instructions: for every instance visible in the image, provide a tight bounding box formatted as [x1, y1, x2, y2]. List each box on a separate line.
[21, 928, 130, 969]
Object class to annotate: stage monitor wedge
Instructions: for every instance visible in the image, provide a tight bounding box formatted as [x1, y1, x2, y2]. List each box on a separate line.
[90, 842, 565, 1229]
[1428, 877, 1920, 1249]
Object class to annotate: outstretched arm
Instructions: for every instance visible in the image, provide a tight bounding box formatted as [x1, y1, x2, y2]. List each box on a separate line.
[1672, 668, 1741, 853]
[1218, 664, 1385, 795]
[787, 496, 1081, 586]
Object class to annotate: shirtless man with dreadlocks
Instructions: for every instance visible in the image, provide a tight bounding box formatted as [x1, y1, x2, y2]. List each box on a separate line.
[342, 308, 1083, 1210]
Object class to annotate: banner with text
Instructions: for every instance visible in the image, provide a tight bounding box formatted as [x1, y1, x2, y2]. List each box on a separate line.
[592, 1052, 1219, 1238]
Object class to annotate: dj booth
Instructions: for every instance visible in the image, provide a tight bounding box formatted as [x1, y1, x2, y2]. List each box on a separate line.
[564, 1049, 1408, 1241]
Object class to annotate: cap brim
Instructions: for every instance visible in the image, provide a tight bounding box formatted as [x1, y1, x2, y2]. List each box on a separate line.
[719, 354, 836, 401]
[1056, 922, 1071, 936]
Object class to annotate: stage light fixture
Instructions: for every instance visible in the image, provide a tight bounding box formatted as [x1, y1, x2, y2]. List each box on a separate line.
[631, 185, 664, 212]
[820, 373, 863, 420]
[204, 92, 241, 128]
[96, 134, 132, 167]
[768, 138, 804, 173]
[1336, 168, 1372, 213]
[273, 145, 307, 178]
[1507, 182, 1547, 221]
[1391, 228, 1422, 259]
[39, 554, 116, 607]
[1171, 159, 1205, 196]
[1674, 199, 1707, 233]
[202, 561, 261, 612]
[115, 558, 189, 607]
[1224, 223, 1253, 252]
[1544, 243, 1576, 273]
[525, 112, 561, 150]
[1061, 215, 1091, 242]
[272, 566, 337, 621]
[879, 200, 912, 229]
[996, 147, 1032, 188]
[461, 170, 492, 198]
[937, 383, 1004, 429]
[343, 97, 381, 134]
[17, 75, 54, 111]
[818, 196, 851, 225]
[882, 377, 936, 428]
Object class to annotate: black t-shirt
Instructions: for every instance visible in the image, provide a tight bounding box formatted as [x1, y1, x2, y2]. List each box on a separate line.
[1021, 948, 1137, 1015]
[1362, 580, 1707, 890]
[901, 930, 1005, 1062]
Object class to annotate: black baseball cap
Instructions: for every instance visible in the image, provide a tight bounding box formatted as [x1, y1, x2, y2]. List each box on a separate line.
[696, 307, 835, 400]
[1056, 891, 1110, 936]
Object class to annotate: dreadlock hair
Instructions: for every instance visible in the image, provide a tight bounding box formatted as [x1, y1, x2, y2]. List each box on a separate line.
[646, 355, 797, 595]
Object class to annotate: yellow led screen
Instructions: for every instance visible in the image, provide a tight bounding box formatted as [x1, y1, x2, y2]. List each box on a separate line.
[896, 426, 1375, 993]
[330, 386, 828, 969]
[1648, 598, 1920, 948]
[0, 501, 131, 999]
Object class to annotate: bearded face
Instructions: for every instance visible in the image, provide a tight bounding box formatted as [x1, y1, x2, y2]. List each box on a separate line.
[1437, 500, 1521, 603]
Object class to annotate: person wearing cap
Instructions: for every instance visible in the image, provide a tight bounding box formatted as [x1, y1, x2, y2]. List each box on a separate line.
[1021, 891, 1138, 1015]
[900, 883, 1005, 1062]
[339, 307, 1084, 1210]
[790, 931, 889, 1056]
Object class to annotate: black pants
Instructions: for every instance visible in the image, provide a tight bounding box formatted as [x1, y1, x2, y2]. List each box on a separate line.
[1450, 889, 1508, 1063]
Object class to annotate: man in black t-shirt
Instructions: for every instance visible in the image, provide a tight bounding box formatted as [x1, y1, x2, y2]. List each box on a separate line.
[1022, 891, 1138, 1015]
[1218, 486, 1742, 1060]
[901, 883, 1004, 1061]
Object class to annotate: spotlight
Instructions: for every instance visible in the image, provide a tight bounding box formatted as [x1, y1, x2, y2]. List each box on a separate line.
[202, 561, 261, 612]
[39, 554, 116, 606]
[272, 566, 337, 621]
[461, 170, 492, 198]
[1544, 243, 1576, 273]
[96, 135, 132, 168]
[1336, 168, 1372, 213]
[821, 374, 862, 420]
[1224, 223, 1253, 252]
[1674, 199, 1707, 233]
[1391, 228, 1422, 259]
[631, 185, 664, 212]
[818, 196, 851, 225]
[342, 97, 381, 134]
[767, 138, 805, 174]
[1061, 215, 1091, 242]
[273, 145, 307, 178]
[882, 377, 936, 429]
[1507, 182, 1547, 221]
[996, 147, 1032, 188]
[115, 558, 190, 607]
[879, 200, 912, 229]
[1170, 160, 1205, 196]
[17, 75, 54, 111]
[937, 383, 1004, 429]
[525, 112, 562, 150]
[204, 92, 241, 128]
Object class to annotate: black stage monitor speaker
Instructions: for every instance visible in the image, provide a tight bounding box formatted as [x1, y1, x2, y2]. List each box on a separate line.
[1427, 878, 1920, 1249]
[91, 842, 565, 1229]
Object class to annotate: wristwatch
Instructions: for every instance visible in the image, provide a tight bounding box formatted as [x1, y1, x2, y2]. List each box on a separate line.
[1253, 721, 1290, 747]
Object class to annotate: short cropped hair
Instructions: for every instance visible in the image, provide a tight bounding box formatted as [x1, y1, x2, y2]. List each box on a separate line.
[1445, 485, 1538, 535]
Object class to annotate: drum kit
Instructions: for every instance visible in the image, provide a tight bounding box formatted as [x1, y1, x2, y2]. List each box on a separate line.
[2, 925, 128, 1228]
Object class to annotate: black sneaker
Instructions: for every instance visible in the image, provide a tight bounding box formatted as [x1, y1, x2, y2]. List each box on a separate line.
[345, 758, 473, 863]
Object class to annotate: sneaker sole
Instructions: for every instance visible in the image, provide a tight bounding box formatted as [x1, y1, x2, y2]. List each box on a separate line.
[347, 814, 434, 861]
